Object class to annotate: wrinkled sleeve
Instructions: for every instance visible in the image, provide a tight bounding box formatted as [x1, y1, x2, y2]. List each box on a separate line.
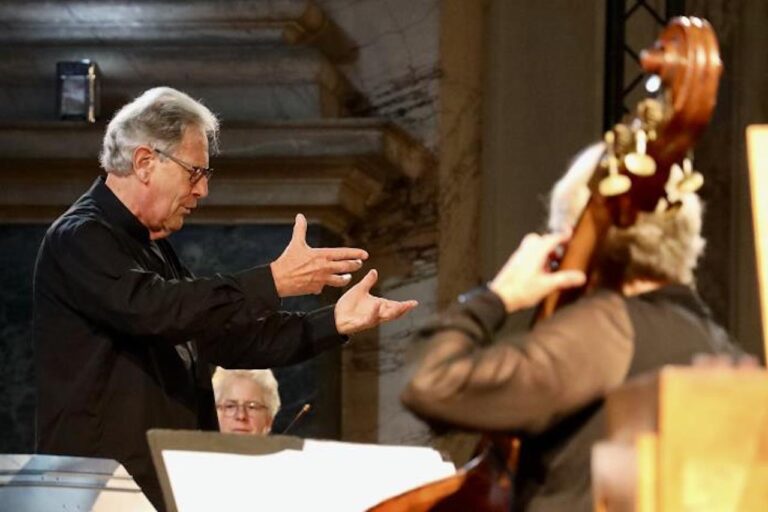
[401, 288, 634, 432]
[43, 219, 345, 367]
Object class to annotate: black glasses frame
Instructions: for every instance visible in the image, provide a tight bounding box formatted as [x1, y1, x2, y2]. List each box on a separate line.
[154, 147, 213, 184]
[216, 400, 269, 418]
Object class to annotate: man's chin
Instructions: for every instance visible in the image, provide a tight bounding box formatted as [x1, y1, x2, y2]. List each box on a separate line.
[154, 219, 185, 238]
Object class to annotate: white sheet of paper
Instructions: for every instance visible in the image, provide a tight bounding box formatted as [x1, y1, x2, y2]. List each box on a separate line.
[162, 439, 455, 511]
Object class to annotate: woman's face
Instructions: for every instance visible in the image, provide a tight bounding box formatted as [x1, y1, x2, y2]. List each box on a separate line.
[216, 377, 273, 435]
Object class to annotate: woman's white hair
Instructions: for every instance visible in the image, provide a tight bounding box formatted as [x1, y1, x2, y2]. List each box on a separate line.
[99, 87, 219, 176]
[212, 367, 281, 418]
[548, 142, 706, 286]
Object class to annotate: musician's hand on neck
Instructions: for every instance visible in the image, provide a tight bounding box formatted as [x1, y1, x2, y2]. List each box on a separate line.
[489, 231, 586, 313]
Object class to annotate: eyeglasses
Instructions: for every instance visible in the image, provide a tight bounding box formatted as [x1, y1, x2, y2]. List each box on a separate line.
[154, 148, 213, 184]
[216, 401, 269, 418]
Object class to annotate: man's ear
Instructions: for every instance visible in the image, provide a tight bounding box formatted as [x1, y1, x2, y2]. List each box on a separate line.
[133, 146, 155, 183]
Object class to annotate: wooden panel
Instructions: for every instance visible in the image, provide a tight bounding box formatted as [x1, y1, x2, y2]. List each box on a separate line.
[747, 125, 768, 361]
[594, 367, 768, 511]
[658, 368, 768, 510]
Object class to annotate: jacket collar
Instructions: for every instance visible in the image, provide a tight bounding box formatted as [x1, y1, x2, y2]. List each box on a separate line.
[88, 176, 152, 245]
[638, 283, 712, 320]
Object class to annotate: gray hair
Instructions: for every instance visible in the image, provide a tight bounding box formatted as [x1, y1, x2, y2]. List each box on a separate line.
[212, 367, 281, 419]
[548, 142, 705, 286]
[99, 87, 219, 175]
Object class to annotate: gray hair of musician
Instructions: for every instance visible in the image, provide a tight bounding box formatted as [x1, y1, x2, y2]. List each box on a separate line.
[547, 142, 705, 286]
[99, 87, 219, 176]
[212, 367, 281, 419]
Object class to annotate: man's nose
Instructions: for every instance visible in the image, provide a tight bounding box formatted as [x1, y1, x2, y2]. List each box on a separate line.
[235, 405, 247, 420]
[193, 176, 209, 198]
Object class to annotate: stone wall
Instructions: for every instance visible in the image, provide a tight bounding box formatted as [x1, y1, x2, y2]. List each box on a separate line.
[319, 0, 440, 148]
[312, 0, 442, 444]
[343, 173, 438, 444]
[0, 226, 46, 453]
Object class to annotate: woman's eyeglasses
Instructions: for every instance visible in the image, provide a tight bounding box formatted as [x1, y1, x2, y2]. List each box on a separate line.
[216, 401, 268, 418]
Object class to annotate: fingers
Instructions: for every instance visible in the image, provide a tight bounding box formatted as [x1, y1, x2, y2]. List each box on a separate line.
[334, 268, 378, 294]
[526, 231, 572, 261]
[737, 354, 762, 368]
[325, 273, 353, 288]
[360, 298, 418, 331]
[692, 353, 732, 368]
[334, 285, 417, 335]
[379, 299, 419, 321]
[327, 259, 364, 275]
[318, 247, 369, 261]
[356, 269, 378, 293]
[310, 259, 364, 290]
[289, 214, 369, 264]
[692, 352, 762, 369]
[548, 269, 587, 291]
[291, 213, 307, 245]
[510, 231, 571, 276]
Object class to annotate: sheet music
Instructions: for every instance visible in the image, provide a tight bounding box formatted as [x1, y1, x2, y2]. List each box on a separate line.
[162, 439, 455, 511]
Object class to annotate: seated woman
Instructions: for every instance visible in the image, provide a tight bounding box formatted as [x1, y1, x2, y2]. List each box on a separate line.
[212, 368, 281, 435]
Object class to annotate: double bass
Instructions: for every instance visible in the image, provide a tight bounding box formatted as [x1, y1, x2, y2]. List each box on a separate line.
[370, 16, 723, 512]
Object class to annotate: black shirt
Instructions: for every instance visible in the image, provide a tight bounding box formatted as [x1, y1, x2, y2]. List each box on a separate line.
[33, 177, 345, 510]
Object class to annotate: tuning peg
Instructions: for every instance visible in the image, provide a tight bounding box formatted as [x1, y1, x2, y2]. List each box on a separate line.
[613, 124, 633, 151]
[677, 156, 704, 193]
[654, 194, 683, 214]
[599, 169, 631, 197]
[599, 131, 631, 197]
[624, 129, 657, 177]
[600, 175, 631, 197]
[599, 155, 631, 197]
[639, 98, 664, 127]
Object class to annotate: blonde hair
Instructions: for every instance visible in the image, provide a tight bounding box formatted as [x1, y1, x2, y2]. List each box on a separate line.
[548, 142, 705, 285]
[212, 367, 281, 418]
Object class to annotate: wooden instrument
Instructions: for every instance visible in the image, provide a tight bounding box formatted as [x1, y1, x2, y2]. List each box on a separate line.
[370, 16, 723, 512]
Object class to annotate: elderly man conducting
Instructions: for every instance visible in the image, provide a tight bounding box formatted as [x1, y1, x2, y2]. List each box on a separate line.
[33, 87, 417, 510]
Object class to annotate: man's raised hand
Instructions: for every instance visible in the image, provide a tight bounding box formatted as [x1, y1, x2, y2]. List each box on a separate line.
[270, 214, 369, 297]
[334, 269, 418, 335]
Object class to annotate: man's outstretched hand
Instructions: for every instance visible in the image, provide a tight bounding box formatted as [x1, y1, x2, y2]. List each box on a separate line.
[270, 214, 369, 297]
[334, 269, 418, 335]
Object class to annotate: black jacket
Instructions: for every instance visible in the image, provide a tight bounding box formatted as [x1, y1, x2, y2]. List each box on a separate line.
[402, 285, 738, 511]
[33, 177, 345, 510]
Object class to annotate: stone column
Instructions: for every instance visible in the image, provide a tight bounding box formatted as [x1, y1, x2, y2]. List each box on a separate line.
[436, 0, 486, 308]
